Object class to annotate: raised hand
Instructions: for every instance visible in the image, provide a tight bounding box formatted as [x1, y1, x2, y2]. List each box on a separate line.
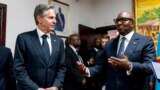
[76, 61, 87, 75]
[108, 52, 131, 70]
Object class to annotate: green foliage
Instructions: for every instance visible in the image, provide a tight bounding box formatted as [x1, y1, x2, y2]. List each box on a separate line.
[137, 7, 160, 24]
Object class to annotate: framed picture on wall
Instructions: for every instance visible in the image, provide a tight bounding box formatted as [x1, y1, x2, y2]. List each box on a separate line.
[0, 3, 7, 46]
[48, 0, 70, 37]
[134, 0, 160, 49]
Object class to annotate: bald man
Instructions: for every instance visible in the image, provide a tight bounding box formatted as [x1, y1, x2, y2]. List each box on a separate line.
[77, 11, 156, 90]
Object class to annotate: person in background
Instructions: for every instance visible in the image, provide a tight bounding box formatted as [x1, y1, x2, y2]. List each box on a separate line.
[143, 75, 155, 90]
[63, 34, 87, 90]
[14, 4, 66, 90]
[87, 37, 102, 67]
[100, 34, 110, 48]
[86, 37, 106, 90]
[0, 45, 16, 90]
[77, 11, 156, 90]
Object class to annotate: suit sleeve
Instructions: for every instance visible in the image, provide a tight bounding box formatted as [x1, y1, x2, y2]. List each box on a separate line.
[53, 39, 66, 88]
[6, 49, 16, 90]
[89, 50, 106, 77]
[131, 37, 156, 75]
[14, 35, 39, 90]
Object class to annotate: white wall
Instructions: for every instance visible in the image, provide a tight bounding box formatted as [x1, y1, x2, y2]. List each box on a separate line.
[1, 0, 48, 53]
[1, 0, 94, 53]
[93, 0, 133, 27]
[0, 0, 132, 53]
[60, 0, 94, 32]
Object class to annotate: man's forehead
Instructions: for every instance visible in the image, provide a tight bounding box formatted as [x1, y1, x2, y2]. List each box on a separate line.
[117, 12, 132, 18]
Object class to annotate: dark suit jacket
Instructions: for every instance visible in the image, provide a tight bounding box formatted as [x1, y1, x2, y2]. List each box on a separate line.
[63, 46, 86, 90]
[89, 32, 156, 90]
[14, 30, 66, 90]
[0, 45, 16, 90]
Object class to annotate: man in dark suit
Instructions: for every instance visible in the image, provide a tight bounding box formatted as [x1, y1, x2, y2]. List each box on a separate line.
[63, 34, 87, 90]
[0, 45, 16, 90]
[14, 4, 66, 90]
[87, 37, 102, 67]
[77, 11, 156, 90]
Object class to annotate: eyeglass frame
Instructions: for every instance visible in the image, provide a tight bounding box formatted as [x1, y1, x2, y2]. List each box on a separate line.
[113, 18, 133, 23]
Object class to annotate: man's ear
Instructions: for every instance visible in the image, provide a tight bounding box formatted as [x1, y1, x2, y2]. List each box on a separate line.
[37, 16, 42, 24]
[131, 20, 135, 28]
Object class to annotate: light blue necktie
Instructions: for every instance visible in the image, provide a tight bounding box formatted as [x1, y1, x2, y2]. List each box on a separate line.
[117, 37, 126, 58]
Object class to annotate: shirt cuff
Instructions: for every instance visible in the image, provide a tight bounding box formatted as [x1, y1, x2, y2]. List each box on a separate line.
[126, 62, 133, 75]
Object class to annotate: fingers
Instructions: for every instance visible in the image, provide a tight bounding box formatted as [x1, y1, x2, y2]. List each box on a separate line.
[77, 61, 82, 65]
[108, 56, 122, 67]
[121, 52, 127, 59]
[76, 61, 86, 74]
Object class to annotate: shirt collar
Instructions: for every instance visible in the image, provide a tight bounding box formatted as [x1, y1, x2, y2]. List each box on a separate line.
[69, 45, 78, 52]
[119, 30, 134, 41]
[94, 48, 99, 52]
[36, 27, 51, 39]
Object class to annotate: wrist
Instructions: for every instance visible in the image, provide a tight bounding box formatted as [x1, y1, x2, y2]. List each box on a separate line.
[127, 62, 132, 70]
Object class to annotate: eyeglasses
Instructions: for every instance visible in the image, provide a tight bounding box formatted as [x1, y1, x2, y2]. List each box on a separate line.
[114, 18, 133, 23]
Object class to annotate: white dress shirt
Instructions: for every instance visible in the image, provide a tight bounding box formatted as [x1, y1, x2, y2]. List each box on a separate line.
[69, 45, 83, 63]
[117, 30, 134, 55]
[117, 30, 134, 75]
[36, 27, 52, 54]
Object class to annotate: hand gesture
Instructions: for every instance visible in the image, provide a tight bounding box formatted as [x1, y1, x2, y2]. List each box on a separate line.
[76, 61, 87, 75]
[108, 53, 131, 70]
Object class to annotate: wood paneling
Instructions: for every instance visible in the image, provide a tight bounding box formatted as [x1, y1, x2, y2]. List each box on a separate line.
[0, 3, 7, 46]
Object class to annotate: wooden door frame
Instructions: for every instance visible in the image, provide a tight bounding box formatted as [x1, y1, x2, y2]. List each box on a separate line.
[0, 3, 7, 46]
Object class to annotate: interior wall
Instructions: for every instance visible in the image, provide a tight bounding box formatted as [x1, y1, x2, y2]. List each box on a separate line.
[93, 0, 133, 27]
[1, 0, 48, 52]
[0, 0, 132, 53]
[0, 0, 94, 53]
[60, 0, 94, 33]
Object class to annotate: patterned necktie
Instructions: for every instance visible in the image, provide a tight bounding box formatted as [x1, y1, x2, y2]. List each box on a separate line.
[76, 50, 83, 63]
[42, 35, 50, 62]
[117, 37, 126, 58]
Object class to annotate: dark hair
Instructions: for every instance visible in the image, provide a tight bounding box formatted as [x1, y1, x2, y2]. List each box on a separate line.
[101, 34, 110, 40]
[92, 37, 101, 47]
[34, 4, 54, 25]
[68, 33, 79, 44]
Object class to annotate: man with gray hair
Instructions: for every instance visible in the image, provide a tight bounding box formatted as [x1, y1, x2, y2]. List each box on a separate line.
[14, 4, 66, 90]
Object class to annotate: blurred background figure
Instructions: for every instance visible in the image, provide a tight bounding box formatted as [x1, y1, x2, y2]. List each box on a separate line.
[0, 45, 16, 90]
[100, 34, 110, 48]
[63, 34, 87, 90]
[87, 37, 102, 67]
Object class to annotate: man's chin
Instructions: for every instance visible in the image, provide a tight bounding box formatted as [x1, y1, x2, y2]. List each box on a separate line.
[117, 29, 125, 34]
[117, 29, 124, 32]
[50, 28, 54, 31]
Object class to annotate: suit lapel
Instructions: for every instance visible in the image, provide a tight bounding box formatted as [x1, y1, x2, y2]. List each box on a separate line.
[49, 34, 58, 65]
[68, 46, 79, 62]
[30, 30, 47, 66]
[124, 32, 140, 60]
[112, 35, 120, 57]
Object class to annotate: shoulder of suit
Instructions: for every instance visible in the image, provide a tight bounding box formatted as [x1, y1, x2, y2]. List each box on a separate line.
[0, 45, 11, 52]
[134, 32, 152, 40]
[50, 34, 62, 40]
[17, 30, 35, 37]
